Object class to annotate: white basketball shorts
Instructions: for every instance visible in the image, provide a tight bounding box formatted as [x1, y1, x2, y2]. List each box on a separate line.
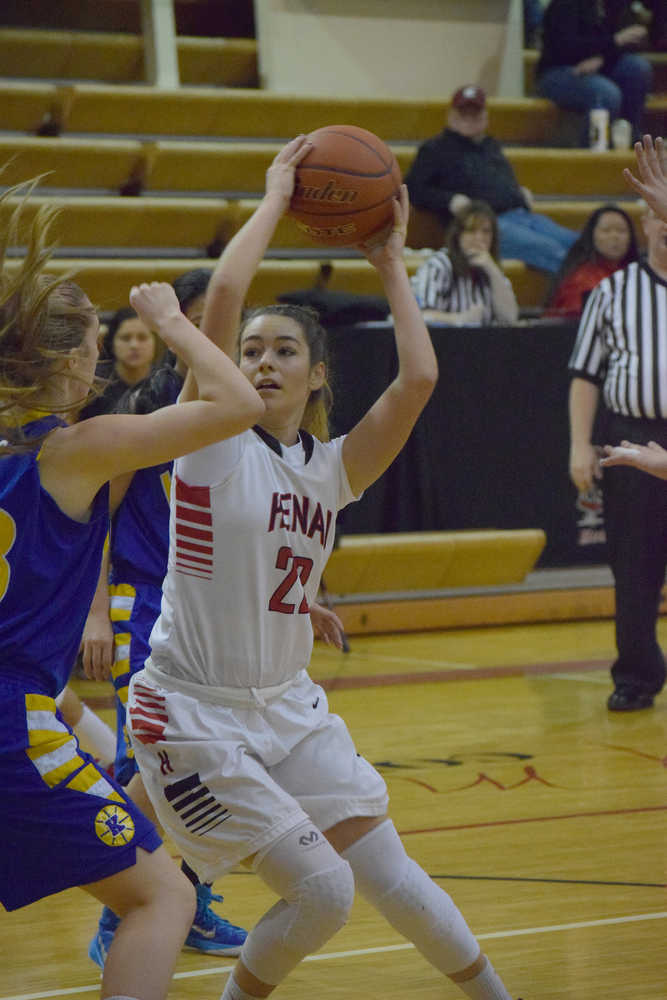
[127, 668, 388, 882]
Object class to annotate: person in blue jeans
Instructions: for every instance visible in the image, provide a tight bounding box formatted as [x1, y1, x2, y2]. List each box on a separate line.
[536, 0, 653, 145]
[405, 84, 577, 274]
[523, 0, 544, 46]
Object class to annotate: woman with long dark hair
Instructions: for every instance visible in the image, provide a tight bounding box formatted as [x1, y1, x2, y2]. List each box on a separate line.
[545, 203, 638, 316]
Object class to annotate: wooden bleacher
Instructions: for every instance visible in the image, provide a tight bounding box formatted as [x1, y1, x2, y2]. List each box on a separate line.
[0, 29, 258, 88]
[2, 79, 665, 144]
[2, 8, 661, 632]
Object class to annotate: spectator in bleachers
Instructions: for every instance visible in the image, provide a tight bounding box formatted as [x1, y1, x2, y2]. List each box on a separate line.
[410, 200, 519, 325]
[405, 84, 577, 275]
[544, 203, 639, 317]
[632, 1, 667, 51]
[523, 0, 545, 47]
[81, 305, 159, 418]
[536, 0, 653, 146]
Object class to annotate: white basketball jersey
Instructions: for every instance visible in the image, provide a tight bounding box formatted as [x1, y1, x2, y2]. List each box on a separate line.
[148, 427, 357, 689]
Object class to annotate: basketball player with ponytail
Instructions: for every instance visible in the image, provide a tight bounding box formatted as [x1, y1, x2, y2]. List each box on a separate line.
[128, 135, 521, 1000]
[0, 180, 264, 1000]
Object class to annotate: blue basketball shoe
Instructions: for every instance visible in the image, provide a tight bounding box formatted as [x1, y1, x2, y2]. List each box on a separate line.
[184, 884, 247, 956]
[88, 906, 120, 969]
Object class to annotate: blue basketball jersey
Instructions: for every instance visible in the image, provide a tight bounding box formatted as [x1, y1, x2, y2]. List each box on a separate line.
[109, 369, 181, 588]
[0, 415, 109, 698]
[110, 461, 171, 588]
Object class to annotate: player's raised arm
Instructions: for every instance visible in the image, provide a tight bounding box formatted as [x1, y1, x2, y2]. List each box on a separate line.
[40, 282, 264, 515]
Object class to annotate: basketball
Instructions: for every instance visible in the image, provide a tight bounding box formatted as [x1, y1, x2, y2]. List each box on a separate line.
[289, 125, 402, 248]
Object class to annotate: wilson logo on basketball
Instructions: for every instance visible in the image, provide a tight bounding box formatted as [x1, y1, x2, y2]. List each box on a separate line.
[294, 180, 359, 204]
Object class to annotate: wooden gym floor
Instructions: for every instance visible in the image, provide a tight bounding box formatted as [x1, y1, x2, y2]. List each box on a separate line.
[1, 616, 666, 999]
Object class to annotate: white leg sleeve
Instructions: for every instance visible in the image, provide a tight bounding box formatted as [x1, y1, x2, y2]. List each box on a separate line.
[342, 819, 480, 976]
[240, 820, 355, 986]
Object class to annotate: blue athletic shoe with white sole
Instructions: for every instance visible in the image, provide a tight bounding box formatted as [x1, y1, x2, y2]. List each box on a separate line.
[88, 886, 246, 968]
[183, 884, 247, 956]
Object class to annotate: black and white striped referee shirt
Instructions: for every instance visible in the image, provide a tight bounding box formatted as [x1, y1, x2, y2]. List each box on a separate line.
[410, 249, 494, 323]
[568, 260, 667, 419]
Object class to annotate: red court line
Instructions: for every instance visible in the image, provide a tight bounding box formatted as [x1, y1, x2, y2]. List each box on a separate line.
[398, 803, 667, 837]
[319, 658, 610, 691]
[83, 658, 611, 710]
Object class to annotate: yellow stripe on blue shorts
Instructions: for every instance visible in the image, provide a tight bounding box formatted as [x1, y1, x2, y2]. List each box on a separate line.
[109, 583, 136, 622]
[24, 693, 123, 802]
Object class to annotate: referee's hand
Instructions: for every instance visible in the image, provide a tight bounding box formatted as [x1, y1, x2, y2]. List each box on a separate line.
[569, 442, 600, 492]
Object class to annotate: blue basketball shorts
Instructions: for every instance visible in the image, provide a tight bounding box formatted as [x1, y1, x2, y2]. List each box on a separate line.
[0, 677, 161, 911]
[109, 581, 162, 786]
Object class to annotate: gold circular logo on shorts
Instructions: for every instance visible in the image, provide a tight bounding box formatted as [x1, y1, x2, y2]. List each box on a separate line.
[94, 805, 136, 846]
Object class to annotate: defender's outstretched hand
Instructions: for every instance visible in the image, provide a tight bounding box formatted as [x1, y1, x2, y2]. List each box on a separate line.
[623, 135, 667, 223]
[600, 440, 667, 480]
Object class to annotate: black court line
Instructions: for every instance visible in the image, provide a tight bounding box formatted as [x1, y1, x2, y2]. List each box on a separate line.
[431, 873, 666, 889]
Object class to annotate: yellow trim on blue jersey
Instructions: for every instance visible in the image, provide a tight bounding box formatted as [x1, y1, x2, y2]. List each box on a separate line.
[160, 469, 172, 504]
[5, 408, 54, 429]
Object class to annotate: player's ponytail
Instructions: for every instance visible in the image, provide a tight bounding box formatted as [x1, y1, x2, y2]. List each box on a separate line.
[0, 176, 98, 453]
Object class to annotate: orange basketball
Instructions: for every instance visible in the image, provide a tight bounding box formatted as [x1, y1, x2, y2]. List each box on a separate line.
[289, 125, 402, 248]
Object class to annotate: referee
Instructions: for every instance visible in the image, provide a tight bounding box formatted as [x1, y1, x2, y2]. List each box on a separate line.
[568, 205, 667, 711]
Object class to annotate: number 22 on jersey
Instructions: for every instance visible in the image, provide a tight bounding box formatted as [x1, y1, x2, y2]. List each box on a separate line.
[269, 545, 313, 615]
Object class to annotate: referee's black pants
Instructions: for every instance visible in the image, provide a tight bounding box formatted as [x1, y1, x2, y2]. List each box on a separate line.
[602, 413, 667, 697]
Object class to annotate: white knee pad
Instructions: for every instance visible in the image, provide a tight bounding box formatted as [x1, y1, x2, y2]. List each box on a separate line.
[343, 819, 480, 976]
[241, 821, 355, 986]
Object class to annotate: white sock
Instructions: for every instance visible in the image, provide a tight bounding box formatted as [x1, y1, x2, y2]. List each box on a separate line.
[75, 703, 116, 766]
[220, 973, 264, 1000]
[455, 956, 513, 1000]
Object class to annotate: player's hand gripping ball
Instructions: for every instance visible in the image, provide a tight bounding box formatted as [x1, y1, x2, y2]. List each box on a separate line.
[289, 125, 402, 248]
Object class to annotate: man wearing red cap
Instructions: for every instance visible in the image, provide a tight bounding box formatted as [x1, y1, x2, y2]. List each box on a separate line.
[405, 84, 577, 275]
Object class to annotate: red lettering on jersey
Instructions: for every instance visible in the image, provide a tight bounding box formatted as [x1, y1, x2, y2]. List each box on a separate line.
[268, 492, 334, 548]
[268, 492, 291, 531]
[307, 502, 325, 544]
[291, 495, 309, 534]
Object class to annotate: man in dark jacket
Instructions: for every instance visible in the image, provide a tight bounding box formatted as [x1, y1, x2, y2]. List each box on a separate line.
[405, 84, 577, 274]
[535, 0, 653, 144]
